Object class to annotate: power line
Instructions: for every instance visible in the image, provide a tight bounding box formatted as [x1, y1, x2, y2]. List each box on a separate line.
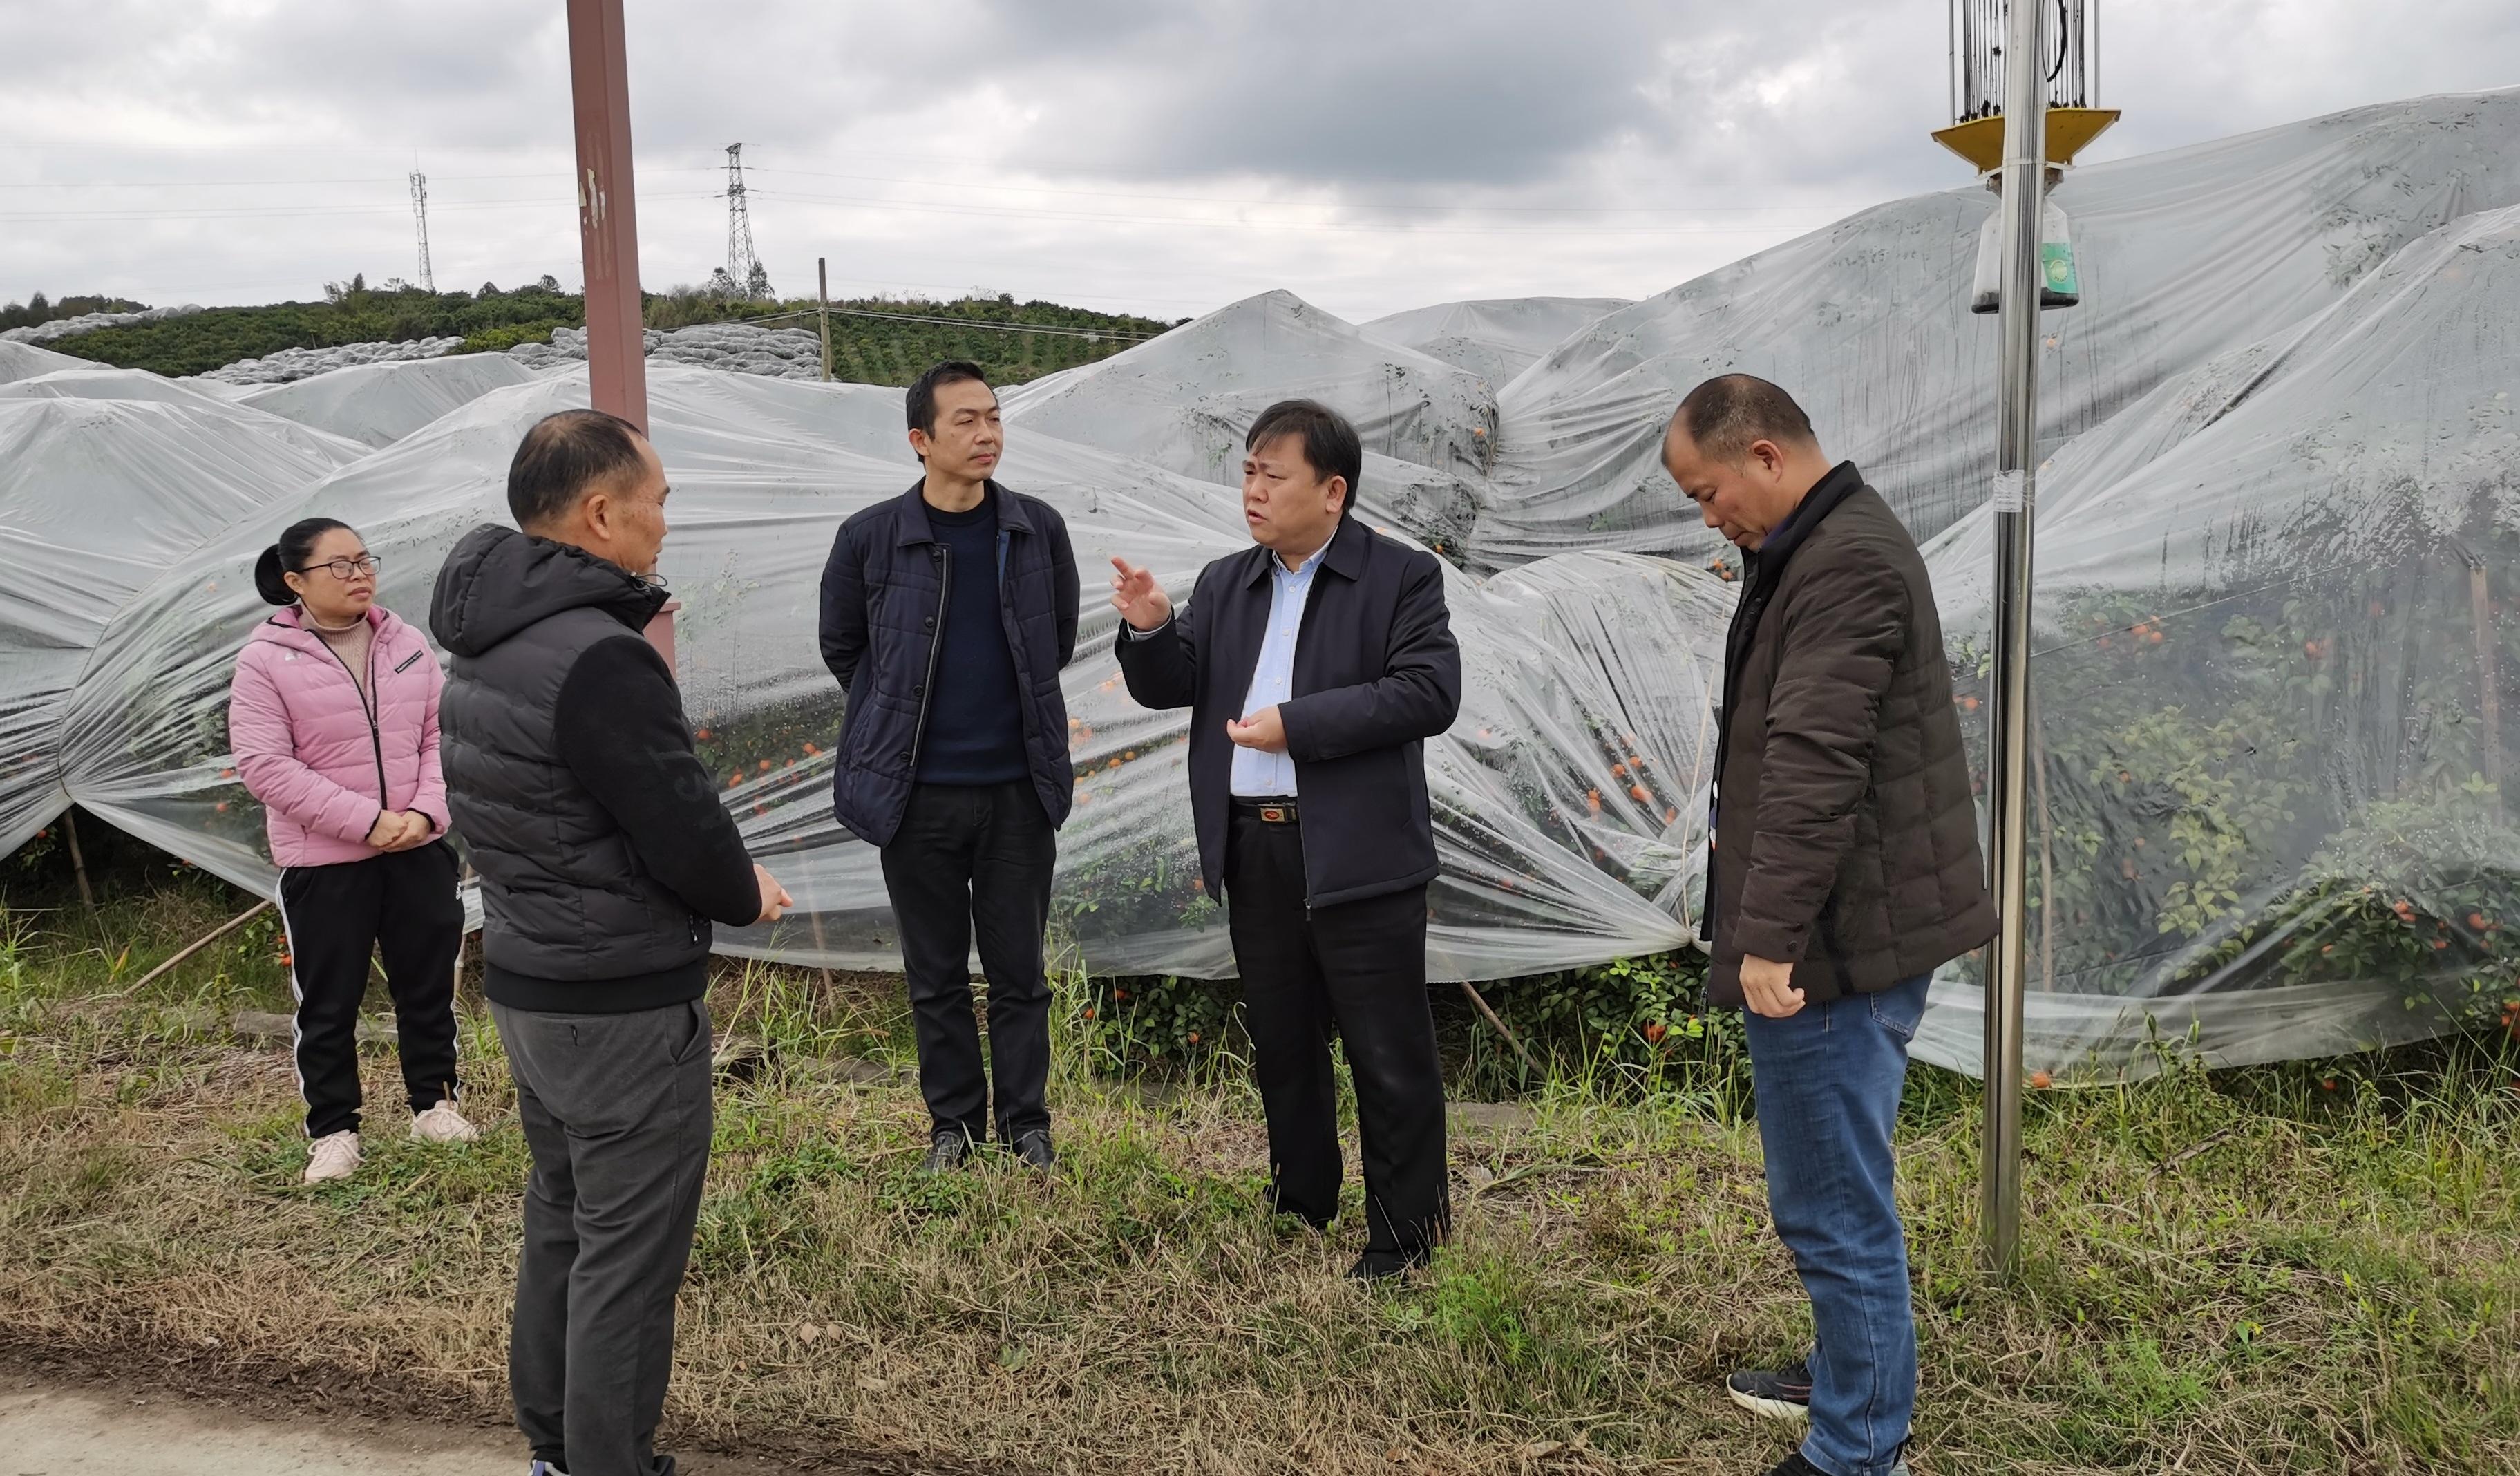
[750, 189, 1824, 237]
[725, 305, 1162, 341]
[0, 192, 721, 223]
[748, 164, 1829, 216]
[0, 170, 723, 189]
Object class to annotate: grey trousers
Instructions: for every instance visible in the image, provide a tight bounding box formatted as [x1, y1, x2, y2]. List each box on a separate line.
[492, 997, 714, 1476]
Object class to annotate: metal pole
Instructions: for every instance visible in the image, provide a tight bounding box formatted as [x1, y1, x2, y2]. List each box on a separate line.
[1981, 0, 2049, 1279]
[817, 256, 833, 382]
[566, 0, 647, 433]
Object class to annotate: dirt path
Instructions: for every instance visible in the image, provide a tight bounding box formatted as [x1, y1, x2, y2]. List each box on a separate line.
[0, 1370, 919, 1476]
[0, 1377, 518, 1476]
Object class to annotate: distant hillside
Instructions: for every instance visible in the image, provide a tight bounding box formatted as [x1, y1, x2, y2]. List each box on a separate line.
[14, 278, 1176, 384]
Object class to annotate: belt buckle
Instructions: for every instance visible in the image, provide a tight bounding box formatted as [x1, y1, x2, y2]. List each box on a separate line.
[1258, 804, 1289, 824]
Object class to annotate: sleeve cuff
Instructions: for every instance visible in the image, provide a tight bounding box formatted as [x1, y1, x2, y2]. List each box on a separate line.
[1727, 916, 1810, 965]
[1119, 616, 1171, 642]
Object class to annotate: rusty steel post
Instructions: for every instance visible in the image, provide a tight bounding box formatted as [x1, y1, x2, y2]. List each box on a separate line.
[566, 0, 647, 433]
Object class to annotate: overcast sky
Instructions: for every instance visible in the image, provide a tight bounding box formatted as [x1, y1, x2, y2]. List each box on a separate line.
[3, 1, 2517, 324]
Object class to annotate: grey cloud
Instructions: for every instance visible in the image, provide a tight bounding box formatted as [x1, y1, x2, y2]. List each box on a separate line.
[5, 0, 2520, 323]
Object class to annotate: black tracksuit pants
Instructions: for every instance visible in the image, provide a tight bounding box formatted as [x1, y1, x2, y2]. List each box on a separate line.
[878, 781, 1056, 1143]
[277, 840, 465, 1138]
[1224, 804, 1450, 1258]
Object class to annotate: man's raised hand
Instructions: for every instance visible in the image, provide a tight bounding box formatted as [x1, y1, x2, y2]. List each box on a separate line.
[1108, 557, 1173, 632]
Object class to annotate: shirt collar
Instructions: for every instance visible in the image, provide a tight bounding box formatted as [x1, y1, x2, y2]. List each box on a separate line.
[1276, 538, 1332, 577]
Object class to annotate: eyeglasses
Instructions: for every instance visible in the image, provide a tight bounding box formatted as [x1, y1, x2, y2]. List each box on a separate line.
[298, 555, 381, 580]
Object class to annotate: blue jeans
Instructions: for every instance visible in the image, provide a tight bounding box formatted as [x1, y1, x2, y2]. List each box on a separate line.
[1743, 972, 1929, 1476]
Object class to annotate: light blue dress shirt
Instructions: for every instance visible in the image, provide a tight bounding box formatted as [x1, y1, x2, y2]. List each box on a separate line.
[1229, 545, 1325, 797]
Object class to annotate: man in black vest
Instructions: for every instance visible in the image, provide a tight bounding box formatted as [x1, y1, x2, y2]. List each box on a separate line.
[820, 361, 1079, 1173]
[1110, 399, 1461, 1280]
[434, 409, 792, 1476]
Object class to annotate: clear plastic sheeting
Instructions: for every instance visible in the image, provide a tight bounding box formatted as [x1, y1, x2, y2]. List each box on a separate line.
[11, 87, 2520, 1079]
[196, 337, 468, 386]
[0, 368, 367, 464]
[0, 304, 203, 346]
[1475, 89, 2520, 569]
[0, 394, 359, 853]
[59, 365, 1718, 989]
[1361, 297, 1636, 389]
[0, 340, 92, 384]
[1003, 290, 1494, 558]
[1908, 200, 2520, 1076]
[508, 323, 836, 381]
[239, 352, 544, 448]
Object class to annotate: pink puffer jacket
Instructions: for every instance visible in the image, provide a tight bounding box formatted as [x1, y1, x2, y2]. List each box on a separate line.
[228, 605, 451, 869]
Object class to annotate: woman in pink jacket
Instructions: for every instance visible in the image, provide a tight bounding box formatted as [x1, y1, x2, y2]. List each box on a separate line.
[229, 517, 476, 1185]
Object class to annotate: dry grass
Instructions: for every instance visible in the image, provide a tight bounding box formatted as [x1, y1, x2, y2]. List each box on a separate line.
[2, 883, 2517, 1473]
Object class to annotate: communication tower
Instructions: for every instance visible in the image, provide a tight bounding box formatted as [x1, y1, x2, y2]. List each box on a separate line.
[409, 170, 435, 294]
[723, 143, 768, 299]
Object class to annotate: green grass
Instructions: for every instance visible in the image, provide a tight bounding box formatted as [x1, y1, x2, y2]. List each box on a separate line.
[2, 875, 2517, 1473]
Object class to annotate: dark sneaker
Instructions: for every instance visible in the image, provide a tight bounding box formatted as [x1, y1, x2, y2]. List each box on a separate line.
[1010, 1128, 1056, 1171]
[1727, 1356, 1813, 1422]
[1347, 1248, 1430, 1283]
[922, 1127, 974, 1173]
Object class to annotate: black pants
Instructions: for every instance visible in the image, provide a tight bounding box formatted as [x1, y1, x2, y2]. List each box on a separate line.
[1225, 806, 1450, 1258]
[494, 997, 713, 1476]
[277, 840, 464, 1138]
[878, 780, 1056, 1142]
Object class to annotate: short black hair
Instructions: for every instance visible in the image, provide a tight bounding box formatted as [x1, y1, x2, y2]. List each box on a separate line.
[1244, 399, 1363, 517]
[1669, 374, 1819, 463]
[506, 408, 648, 529]
[906, 359, 993, 439]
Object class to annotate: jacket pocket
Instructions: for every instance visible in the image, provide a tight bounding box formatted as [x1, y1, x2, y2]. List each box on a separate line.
[668, 997, 713, 1066]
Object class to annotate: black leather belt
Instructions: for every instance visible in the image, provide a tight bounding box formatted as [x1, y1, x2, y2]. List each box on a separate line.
[1232, 797, 1299, 824]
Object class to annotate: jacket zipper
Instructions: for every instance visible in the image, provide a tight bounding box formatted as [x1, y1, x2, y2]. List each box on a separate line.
[1284, 551, 1332, 919]
[315, 630, 390, 819]
[907, 544, 951, 772]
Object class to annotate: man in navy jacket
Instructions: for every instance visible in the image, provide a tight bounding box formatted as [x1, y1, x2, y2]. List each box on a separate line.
[1112, 399, 1462, 1279]
[819, 361, 1079, 1173]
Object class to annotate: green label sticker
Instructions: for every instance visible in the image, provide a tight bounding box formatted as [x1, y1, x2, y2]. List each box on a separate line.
[2042, 243, 2079, 295]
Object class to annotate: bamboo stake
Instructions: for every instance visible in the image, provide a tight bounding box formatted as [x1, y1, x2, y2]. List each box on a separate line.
[61, 806, 95, 912]
[126, 900, 270, 994]
[1456, 979, 1544, 1081]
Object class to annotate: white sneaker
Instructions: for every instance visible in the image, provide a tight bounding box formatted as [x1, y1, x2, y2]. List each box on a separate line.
[410, 1101, 480, 1144]
[304, 1130, 361, 1184]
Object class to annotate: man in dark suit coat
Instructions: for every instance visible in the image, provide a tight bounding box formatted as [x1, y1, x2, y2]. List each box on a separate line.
[1109, 399, 1462, 1280]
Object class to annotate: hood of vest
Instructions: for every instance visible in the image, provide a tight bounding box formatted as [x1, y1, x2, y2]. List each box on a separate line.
[428, 522, 667, 659]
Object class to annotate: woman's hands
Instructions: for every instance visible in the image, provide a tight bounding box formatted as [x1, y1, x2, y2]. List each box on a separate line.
[365, 810, 435, 852]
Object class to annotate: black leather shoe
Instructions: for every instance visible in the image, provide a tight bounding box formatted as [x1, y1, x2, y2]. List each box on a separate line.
[1346, 1248, 1430, 1282]
[1010, 1128, 1056, 1171]
[922, 1127, 974, 1173]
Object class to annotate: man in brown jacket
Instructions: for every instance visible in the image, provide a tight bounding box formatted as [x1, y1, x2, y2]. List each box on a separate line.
[1665, 375, 1995, 1476]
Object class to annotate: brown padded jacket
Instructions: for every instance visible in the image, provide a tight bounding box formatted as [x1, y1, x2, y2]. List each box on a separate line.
[1703, 463, 1996, 1007]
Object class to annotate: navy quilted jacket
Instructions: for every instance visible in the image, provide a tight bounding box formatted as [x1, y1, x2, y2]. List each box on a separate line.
[817, 480, 1079, 846]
